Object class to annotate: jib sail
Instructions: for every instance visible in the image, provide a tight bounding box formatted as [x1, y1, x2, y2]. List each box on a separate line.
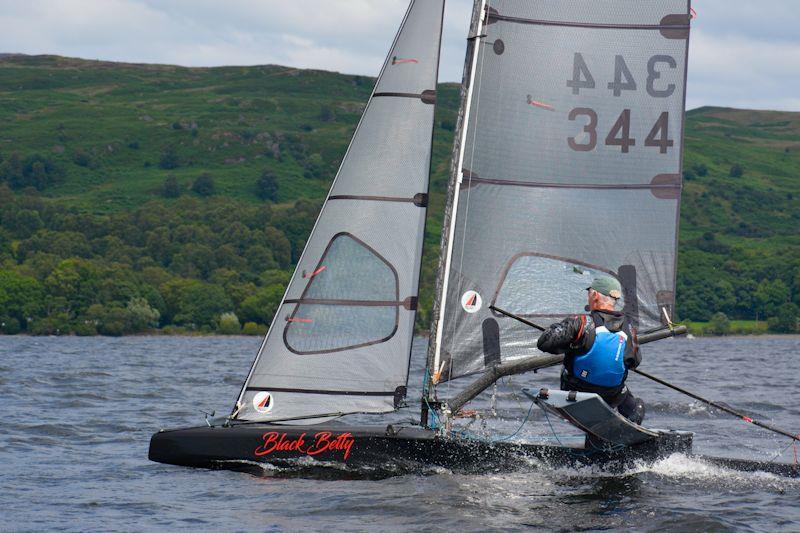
[234, 0, 445, 422]
[429, 0, 691, 382]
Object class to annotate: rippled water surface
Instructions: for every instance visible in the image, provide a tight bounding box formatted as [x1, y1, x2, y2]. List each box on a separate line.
[2, 335, 800, 531]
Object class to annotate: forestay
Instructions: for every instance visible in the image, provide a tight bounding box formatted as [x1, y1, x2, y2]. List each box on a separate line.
[235, 0, 445, 422]
[430, 0, 691, 382]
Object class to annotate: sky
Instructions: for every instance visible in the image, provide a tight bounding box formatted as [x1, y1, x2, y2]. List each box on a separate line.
[0, 0, 798, 111]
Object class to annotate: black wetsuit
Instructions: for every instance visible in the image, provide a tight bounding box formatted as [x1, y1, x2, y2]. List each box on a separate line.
[537, 309, 645, 424]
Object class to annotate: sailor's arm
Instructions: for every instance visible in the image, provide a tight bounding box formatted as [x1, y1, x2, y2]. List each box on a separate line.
[536, 315, 589, 354]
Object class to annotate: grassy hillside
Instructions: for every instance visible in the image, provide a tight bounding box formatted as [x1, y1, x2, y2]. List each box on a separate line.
[0, 55, 797, 335]
[678, 107, 800, 326]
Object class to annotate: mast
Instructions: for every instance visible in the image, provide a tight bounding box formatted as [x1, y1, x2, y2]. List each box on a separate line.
[422, 0, 487, 426]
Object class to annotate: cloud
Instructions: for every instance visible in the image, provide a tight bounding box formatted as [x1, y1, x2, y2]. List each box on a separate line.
[688, 29, 800, 111]
[0, 0, 797, 110]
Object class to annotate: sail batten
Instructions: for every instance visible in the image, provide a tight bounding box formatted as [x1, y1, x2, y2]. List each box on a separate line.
[486, 15, 689, 31]
[432, 0, 691, 383]
[235, 0, 445, 423]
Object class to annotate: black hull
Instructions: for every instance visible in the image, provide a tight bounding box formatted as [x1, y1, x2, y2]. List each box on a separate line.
[149, 423, 697, 478]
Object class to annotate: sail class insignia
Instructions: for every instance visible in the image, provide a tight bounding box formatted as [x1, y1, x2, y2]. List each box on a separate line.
[252, 391, 274, 414]
[461, 290, 483, 314]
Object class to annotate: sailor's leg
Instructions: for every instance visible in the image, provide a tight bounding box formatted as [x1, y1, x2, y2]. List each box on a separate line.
[615, 387, 646, 425]
[559, 369, 570, 391]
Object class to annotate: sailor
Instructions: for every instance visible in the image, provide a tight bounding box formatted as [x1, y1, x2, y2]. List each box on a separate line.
[536, 276, 646, 424]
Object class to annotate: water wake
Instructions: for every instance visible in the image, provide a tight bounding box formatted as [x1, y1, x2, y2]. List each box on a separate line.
[526, 452, 800, 488]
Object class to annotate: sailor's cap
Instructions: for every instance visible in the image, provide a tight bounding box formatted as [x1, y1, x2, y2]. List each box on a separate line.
[586, 276, 622, 300]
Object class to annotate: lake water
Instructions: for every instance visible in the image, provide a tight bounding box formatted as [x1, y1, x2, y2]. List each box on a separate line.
[2, 335, 800, 531]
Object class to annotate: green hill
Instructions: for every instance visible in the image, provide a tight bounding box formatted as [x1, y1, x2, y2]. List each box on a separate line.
[679, 107, 800, 328]
[0, 55, 797, 335]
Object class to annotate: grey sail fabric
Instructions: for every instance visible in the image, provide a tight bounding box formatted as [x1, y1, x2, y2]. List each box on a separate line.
[235, 0, 445, 422]
[433, 0, 691, 381]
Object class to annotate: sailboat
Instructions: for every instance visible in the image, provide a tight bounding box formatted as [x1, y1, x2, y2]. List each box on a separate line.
[150, 0, 776, 476]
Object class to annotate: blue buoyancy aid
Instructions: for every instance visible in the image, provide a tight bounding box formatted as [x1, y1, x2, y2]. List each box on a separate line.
[571, 326, 627, 388]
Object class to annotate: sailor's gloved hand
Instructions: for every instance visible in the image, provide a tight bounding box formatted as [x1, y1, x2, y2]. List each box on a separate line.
[624, 339, 641, 370]
[537, 316, 585, 354]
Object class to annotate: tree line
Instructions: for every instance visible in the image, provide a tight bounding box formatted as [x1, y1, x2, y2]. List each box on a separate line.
[0, 174, 797, 335]
[0, 183, 318, 335]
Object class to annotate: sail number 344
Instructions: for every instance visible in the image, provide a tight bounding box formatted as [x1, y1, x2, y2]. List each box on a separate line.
[566, 53, 677, 154]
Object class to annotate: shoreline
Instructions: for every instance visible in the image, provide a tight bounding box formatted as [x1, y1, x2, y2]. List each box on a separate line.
[687, 333, 800, 340]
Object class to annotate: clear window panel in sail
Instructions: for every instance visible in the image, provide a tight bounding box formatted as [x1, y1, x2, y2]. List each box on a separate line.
[284, 233, 399, 354]
[493, 253, 624, 317]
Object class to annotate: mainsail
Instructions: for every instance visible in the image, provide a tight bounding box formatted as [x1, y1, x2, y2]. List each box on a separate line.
[429, 0, 691, 382]
[235, 0, 445, 422]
